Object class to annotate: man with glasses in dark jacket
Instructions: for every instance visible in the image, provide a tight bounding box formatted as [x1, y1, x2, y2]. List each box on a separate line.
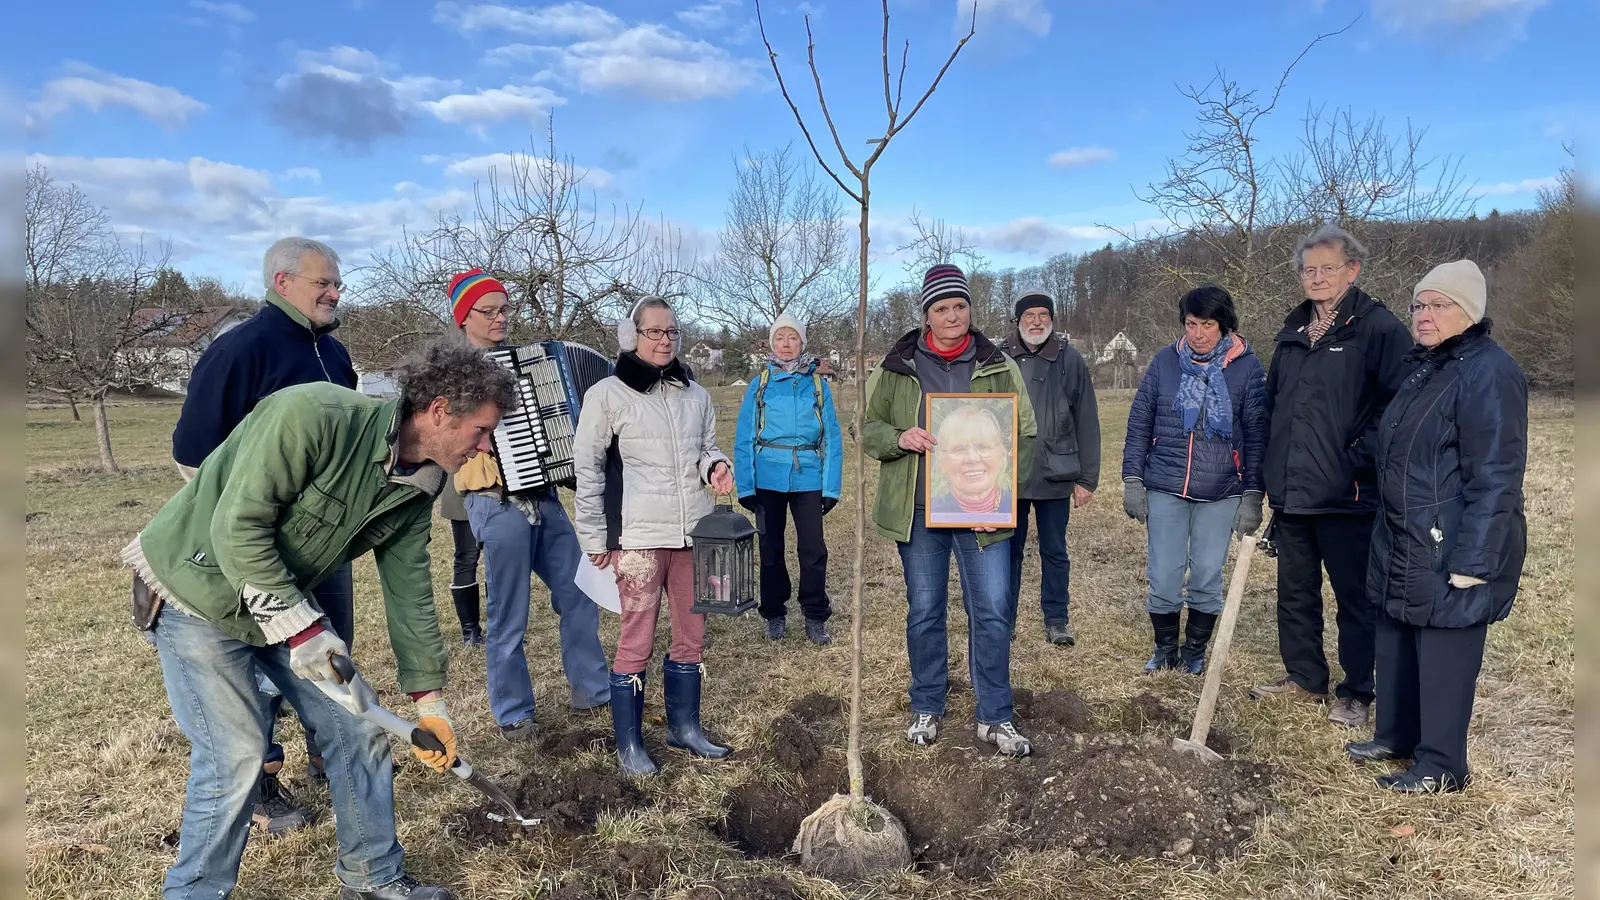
[170, 236, 359, 834]
[998, 291, 1100, 647]
[1251, 224, 1412, 729]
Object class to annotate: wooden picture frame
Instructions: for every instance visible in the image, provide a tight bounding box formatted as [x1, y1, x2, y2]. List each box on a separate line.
[923, 392, 1019, 529]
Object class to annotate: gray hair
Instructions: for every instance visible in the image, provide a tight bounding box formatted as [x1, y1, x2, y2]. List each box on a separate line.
[1296, 223, 1370, 270]
[393, 338, 517, 420]
[263, 237, 341, 291]
[632, 296, 673, 327]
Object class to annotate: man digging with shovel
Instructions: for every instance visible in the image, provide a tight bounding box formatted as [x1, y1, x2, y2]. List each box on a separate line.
[121, 340, 516, 900]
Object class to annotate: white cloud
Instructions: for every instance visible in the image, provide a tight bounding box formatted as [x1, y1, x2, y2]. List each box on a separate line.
[282, 167, 322, 183]
[1048, 146, 1117, 169]
[189, 0, 256, 23]
[956, 0, 1051, 36]
[1370, 0, 1547, 32]
[26, 152, 471, 279]
[27, 64, 207, 130]
[1468, 176, 1559, 197]
[423, 85, 566, 128]
[437, 1, 623, 39]
[484, 43, 542, 66]
[442, 152, 614, 190]
[553, 24, 758, 100]
[969, 218, 1116, 256]
[677, 0, 739, 29]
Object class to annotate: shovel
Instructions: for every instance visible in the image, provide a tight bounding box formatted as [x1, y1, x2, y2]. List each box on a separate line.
[315, 655, 541, 826]
[1173, 534, 1257, 763]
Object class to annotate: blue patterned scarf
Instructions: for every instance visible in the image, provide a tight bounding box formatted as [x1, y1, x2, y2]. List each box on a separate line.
[1173, 334, 1235, 440]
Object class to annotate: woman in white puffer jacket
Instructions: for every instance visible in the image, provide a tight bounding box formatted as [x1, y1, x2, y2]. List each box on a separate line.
[573, 296, 735, 776]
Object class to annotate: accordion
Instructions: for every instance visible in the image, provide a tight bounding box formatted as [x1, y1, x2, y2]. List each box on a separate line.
[485, 341, 613, 495]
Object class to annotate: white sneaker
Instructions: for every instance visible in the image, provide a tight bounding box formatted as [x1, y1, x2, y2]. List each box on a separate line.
[906, 713, 941, 745]
[977, 721, 1033, 757]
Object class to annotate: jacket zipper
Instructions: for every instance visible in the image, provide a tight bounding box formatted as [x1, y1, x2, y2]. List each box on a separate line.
[313, 339, 331, 381]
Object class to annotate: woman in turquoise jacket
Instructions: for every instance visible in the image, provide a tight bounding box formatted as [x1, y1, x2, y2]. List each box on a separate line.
[735, 314, 844, 645]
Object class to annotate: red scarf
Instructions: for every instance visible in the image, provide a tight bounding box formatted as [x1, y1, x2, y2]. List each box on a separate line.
[926, 332, 971, 362]
[956, 485, 1001, 514]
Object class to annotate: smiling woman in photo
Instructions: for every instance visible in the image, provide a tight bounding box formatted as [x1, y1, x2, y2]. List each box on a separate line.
[929, 403, 1014, 524]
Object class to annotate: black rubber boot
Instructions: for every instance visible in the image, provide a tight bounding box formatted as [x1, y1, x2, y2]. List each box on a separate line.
[1180, 609, 1218, 675]
[662, 657, 732, 759]
[451, 584, 483, 646]
[609, 670, 657, 776]
[1142, 612, 1183, 674]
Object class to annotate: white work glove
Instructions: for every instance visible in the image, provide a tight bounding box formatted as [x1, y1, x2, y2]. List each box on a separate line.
[1448, 573, 1487, 589]
[288, 626, 350, 683]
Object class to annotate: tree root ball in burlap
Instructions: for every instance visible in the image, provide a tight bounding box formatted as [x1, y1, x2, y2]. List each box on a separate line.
[792, 794, 911, 880]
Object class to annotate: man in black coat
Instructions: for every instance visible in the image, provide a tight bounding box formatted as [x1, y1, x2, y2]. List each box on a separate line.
[1251, 225, 1412, 729]
[169, 236, 359, 834]
[999, 292, 1100, 647]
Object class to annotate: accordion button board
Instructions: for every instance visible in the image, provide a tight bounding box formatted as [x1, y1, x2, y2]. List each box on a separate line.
[485, 341, 613, 495]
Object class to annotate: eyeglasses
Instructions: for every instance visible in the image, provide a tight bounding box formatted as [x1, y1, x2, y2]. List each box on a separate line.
[1299, 261, 1351, 280]
[472, 305, 510, 322]
[1409, 300, 1457, 317]
[638, 327, 682, 341]
[284, 272, 344, 291]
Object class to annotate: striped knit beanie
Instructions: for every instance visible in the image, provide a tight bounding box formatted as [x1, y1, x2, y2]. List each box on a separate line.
[448, 268, 508, 327]
[921, 263, 970, 313]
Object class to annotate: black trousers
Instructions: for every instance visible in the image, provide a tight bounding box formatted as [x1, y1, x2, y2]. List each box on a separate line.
[1273, 512, 1377, 703]
[449, 518, 482, 627]
[753, 488, 831, 622]
[1374, 609, 1487, 782]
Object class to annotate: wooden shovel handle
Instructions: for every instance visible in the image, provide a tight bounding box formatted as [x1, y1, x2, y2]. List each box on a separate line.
[1186, 535, 1257, 749]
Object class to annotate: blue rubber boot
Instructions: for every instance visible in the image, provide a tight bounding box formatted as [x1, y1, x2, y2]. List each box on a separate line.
[609, 670, 657, 776]
[662, 657, 731, 759]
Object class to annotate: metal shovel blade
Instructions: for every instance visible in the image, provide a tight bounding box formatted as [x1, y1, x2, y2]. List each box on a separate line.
[1171, 737, 1223, 763]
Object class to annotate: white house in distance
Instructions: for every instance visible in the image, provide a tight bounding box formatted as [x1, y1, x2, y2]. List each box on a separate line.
[127, 305, 254, 393]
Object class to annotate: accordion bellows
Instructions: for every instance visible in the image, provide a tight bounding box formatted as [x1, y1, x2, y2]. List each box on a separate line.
[486, 341, 613, 495]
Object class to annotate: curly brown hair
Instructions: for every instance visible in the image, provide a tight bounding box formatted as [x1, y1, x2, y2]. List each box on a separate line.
[393, 338, 517, 419]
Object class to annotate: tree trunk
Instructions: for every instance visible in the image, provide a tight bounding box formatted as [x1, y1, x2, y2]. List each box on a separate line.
[68, 395, 80, 421]
[93, 393, 120, 474]
[847, 173, 871, 805]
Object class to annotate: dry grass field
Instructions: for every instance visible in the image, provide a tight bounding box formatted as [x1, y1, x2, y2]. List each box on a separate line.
[25, 387, 1573, 899]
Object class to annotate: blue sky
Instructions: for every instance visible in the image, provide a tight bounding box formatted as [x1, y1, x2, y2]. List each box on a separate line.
[15, 0, 1591, 293]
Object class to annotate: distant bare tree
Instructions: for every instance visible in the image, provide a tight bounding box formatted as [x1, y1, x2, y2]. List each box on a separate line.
[697, 143, 854, 334]
[359, 122, 695, 356]
[26, 165, 189, 471]
[1497, 162, 1574, 389]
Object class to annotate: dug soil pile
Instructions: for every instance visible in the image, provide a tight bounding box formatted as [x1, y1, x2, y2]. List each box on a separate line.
[721, 690, 1274, 879]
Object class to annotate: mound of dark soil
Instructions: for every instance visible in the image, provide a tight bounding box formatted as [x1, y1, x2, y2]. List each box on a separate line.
[722, 690, 1272, 879]
[540, 726, 613, 758]
[455, 766, 644, 844]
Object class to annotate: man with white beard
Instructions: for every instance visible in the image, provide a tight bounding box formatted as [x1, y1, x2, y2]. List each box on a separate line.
[998, 292, 1101, 646]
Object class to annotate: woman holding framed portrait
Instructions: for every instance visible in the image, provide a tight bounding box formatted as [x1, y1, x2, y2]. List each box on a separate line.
[862, 263, 1039, 758]
[1122, 285, 1269, 677]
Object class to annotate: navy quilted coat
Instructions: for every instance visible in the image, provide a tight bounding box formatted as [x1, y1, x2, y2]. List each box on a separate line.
[1367, 323, 1528, 629]
[1122, 339, 1269, 501]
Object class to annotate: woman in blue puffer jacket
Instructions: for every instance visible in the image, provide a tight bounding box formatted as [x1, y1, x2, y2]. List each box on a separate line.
[734, 314, 844, 645]
[1122, 285, 1269, 674]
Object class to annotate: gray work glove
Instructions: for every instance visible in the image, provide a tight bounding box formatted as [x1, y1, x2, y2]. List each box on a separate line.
[1233, 491, 1264, 537]
[1122, 478, 1148, 524]
[288, 626, 350, 683]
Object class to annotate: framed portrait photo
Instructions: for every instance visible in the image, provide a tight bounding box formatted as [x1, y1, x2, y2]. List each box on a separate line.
[924, 392, 1019, 529]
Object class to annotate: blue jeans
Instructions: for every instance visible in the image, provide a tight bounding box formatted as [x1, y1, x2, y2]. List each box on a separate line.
[466, 493, 609, 725]
[1007, 497, 1072, 627]
[153, 606, 402, 899]
[259, 563, 354, 768]
[898, 510, 1016, 725]
[1145, 491, 1241, 615]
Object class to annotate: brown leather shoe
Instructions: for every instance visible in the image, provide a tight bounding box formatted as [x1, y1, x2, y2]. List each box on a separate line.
[1327, 697, 1371, 728]
[1249, 675, 1326, 702]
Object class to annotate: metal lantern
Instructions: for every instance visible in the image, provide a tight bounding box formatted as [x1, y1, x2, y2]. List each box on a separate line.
[688, 503, 758, 615]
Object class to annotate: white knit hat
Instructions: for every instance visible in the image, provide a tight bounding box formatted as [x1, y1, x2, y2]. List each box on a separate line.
[1413, 260, 1487, 324]
[769, 312, 806, 350]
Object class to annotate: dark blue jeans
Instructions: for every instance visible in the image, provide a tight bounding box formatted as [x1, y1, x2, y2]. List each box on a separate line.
[261, 563, 354, 768]
[898, 510, 1016, 725]
[1007, 497, 1072, 628]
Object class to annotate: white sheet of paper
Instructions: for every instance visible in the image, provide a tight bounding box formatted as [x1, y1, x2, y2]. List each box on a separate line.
[574, 554, 621, 614]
